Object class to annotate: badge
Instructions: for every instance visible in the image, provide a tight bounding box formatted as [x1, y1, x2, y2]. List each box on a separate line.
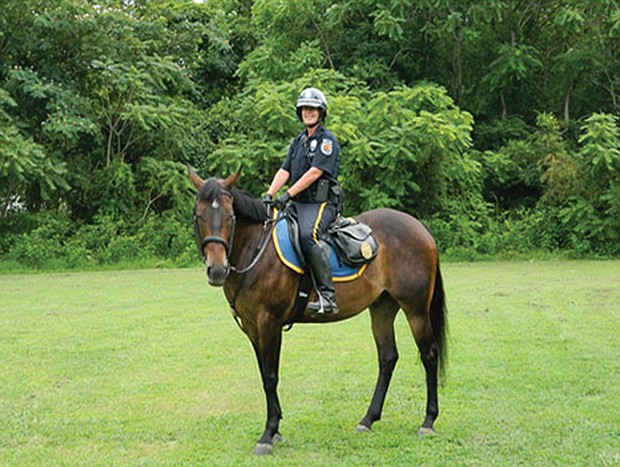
[310, 139, 318, 151]
[361, 242, 373, 259]
[320, 138, 333, 156]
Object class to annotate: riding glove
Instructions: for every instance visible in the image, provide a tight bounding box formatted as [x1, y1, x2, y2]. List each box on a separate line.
[273, 192, 291, 211]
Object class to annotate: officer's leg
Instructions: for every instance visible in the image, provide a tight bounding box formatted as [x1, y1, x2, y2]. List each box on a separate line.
[296, 203, 339, 314]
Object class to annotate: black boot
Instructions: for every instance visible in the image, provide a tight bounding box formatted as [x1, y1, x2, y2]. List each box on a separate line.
[306, 241, 339, 314]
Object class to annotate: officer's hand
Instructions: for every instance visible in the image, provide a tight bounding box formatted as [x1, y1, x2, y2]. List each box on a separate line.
[273, 192, 291, 211]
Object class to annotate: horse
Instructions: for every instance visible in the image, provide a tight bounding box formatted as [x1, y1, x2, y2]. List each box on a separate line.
[189, 168, 447, 455]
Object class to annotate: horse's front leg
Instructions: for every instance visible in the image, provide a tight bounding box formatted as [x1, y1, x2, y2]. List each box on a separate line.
[250, 318, 283, 455]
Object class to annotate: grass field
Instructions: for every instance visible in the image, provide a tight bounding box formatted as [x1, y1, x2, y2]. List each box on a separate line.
[1, 261, 619, 465]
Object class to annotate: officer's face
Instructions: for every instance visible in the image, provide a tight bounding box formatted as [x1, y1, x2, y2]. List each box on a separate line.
[301, 107, 321, 127]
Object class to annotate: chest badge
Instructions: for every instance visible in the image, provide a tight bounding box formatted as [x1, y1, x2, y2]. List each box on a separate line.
[310, 139, 318, 151]
[320, 138, 333, 156]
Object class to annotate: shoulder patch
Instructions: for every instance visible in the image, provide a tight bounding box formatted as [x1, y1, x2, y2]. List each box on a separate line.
[320, 138, 334, 156]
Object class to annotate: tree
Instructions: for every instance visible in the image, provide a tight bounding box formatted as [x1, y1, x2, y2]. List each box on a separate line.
[0, 88, 69, 215]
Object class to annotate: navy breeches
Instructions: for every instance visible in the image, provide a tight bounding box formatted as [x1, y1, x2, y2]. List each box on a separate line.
[293, 202, 337, 253]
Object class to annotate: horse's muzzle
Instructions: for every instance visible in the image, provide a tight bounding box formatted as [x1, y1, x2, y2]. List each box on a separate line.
[206, 263, 229, 286]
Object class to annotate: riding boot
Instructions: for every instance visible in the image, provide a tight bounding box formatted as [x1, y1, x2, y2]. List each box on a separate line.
[306, 241, 339, 314]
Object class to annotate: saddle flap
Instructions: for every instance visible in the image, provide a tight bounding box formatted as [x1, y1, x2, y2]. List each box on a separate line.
[329, 217, 378, 266]
[334, 222, 373, 241]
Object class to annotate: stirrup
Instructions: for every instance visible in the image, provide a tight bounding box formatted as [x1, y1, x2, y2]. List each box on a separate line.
[308, 296, 339, 315]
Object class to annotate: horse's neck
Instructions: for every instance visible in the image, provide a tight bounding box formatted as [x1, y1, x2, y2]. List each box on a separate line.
[231, 219, 264, 261]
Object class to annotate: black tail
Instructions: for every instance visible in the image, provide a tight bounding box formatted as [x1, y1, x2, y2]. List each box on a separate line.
[430, 259, 448, 379]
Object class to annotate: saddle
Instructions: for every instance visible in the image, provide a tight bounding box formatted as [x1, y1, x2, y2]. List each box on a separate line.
[272, 211, 378, 281]
[274, 210, 379, 329]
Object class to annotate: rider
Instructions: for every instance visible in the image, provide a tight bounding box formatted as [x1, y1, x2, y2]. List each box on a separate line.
[264, 87, 341, 314]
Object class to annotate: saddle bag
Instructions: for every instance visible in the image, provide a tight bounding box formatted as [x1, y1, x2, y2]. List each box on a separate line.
[329, 217, 378, 266]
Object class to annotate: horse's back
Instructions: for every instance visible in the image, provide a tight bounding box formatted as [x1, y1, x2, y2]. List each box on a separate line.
[313, 207, 436, 317]
[356, 208, 436, 254]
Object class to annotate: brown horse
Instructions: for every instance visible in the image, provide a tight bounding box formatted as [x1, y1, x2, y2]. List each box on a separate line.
[189, 169, 447, 455]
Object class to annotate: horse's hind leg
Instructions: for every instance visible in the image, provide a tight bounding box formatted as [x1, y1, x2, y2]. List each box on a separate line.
[401, 302, 440, 435]
[357, 294, 400, 432]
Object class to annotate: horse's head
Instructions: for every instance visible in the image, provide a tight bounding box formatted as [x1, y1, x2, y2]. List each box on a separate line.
[189, 167, 240, 286]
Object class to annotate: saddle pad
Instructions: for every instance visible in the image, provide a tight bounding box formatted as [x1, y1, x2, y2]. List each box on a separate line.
[272, 217, 367, 282]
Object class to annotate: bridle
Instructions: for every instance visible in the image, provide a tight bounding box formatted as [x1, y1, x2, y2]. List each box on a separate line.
[193, 189, 275, 275]
[193, 187, 277, 332]
[194, 190, 236, 272]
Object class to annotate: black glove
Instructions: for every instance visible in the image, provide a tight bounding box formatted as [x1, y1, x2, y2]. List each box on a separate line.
[273, 192, 291, 211]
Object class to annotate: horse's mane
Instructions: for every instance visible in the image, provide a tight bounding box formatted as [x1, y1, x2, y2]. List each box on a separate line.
[198, 177, 268, 224]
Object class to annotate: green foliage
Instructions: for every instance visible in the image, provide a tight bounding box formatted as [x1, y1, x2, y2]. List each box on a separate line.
[0, 88, 70, 214]
[3, 209, 196, 270]
[137, 157, 195, 217]
[1, 0, 620, 267]
[87, 54, 195, 165]
[557, 113, 620, 255]
[578, 113, 620, 179]
[5, 212, 73, 268]
[351, 84, 476, 215]
[91, 161, 138, 219]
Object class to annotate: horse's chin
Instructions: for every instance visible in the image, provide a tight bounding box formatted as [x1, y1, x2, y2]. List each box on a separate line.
[208, 277, 226, 287]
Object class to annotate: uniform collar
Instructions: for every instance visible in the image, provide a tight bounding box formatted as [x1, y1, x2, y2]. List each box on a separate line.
[301, 124, 324, 140]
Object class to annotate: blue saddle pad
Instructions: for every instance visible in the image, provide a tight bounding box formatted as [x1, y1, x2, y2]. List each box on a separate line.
[272, 216, 367, 282]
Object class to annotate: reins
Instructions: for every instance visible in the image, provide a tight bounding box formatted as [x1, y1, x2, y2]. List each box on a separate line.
[222, 216, 276, 334]
[194, 189, 277, 333]
[230, 216, 276, 274]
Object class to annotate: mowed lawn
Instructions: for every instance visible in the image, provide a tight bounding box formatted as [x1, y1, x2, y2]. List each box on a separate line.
[1, 261, 618, 465]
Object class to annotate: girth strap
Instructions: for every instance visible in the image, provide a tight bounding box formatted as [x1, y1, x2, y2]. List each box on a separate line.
[283, 272, 313, 331]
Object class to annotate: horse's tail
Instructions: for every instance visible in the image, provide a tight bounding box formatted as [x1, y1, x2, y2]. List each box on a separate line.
[430, 258, 448, 379]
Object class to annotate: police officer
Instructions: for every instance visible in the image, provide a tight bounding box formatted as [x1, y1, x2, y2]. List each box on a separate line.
[264, 87, 341, 314]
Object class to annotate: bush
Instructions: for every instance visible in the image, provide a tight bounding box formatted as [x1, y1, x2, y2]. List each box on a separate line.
[6, 212, 72, 268]
[0, 208, 197, 270]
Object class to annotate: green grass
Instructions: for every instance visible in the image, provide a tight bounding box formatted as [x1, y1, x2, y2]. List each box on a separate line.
[1, 261, 619, 465]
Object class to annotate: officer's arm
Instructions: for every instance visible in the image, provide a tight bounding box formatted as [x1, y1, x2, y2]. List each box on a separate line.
[267, 169, 291, 197]
[287, 167, 324, 197]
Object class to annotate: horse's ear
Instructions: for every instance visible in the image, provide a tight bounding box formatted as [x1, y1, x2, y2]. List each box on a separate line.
[223, 169, 241, 188]
[187, 165, 205, 190]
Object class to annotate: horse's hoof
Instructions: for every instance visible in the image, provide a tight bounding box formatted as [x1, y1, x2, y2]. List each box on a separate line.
[417, 426, 435, 436]
[355, 424, 371, 432]
[253, 443, 273, 455]
[273, 432, 283, 443]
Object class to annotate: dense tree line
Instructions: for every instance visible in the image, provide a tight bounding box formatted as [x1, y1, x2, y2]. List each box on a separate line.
[1, 0, 619, 269]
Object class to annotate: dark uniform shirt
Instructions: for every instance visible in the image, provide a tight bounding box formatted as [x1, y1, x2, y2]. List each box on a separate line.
[282, 125, 340, 190]
[281, 125, 341, 250]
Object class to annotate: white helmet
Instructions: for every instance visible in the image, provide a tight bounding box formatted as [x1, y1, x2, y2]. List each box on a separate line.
[296, 87, 327, 121]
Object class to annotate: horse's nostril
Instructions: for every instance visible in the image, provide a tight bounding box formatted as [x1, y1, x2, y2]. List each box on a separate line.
[206, 264, 228, 286]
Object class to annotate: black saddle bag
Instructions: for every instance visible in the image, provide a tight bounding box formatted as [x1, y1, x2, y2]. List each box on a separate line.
[329, 216, 378, 266]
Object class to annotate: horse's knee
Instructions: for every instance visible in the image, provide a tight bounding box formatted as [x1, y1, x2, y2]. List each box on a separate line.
[379, 349, 398, 373]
